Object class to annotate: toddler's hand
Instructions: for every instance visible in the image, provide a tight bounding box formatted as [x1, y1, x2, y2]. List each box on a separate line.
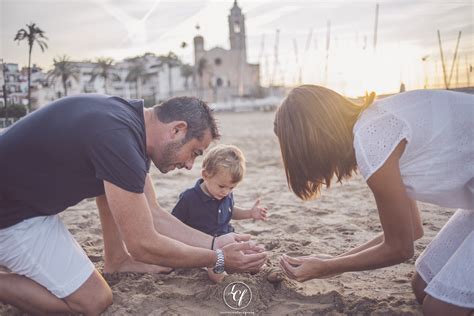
[250, 199, 268, 221]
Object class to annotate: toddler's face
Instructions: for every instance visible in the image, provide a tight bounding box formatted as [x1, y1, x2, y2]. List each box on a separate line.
[202, 170, 239, 200]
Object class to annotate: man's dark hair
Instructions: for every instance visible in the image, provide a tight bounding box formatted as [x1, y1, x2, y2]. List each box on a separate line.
[153, 96, 220, 142]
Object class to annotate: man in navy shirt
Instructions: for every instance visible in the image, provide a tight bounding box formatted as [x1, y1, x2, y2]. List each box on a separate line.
[0, 94, 267, 315]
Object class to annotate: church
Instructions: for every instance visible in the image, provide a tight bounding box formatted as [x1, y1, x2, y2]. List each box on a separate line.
[193, 1, 261, 102]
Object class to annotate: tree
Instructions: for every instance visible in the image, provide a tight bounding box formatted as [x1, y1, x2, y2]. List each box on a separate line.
[159, 52, 181, 97]
[196, 57, 208, 97]
[90, 57, 120, 94]
[14, 23, 48, 111]
[0, 104, 27, 118]
[126, 60, 148, 98]
[180, 64, 194, 90]
[47, 55, 80, 97]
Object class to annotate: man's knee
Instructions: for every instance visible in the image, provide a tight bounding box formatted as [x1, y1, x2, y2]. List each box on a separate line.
[86, 286, 113, 314]
[411, 272, 427, 304]
[64, 271, 112, 314]
[66, 285, 112, 314]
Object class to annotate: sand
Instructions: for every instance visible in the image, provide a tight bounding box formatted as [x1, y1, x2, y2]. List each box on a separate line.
[0, 110, 454, 315]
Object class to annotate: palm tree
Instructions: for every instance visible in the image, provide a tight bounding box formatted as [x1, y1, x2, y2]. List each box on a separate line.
[126, 60, 148, 98]
[159, 52, 181, 97]
[90, 57, 120, 94]
[47, 55, 80, 97]
[196, 58, 208, 97]
[14, 23, 48, 111]
[180, 64, 194, 90]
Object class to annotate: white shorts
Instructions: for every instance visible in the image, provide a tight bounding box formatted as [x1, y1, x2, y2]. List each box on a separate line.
[0, 215, 95, 298]
[415, 209, 474, 308]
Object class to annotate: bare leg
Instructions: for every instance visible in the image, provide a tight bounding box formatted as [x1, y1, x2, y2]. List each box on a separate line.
[96, 195, 173, 274]
[411, 272, 427, 304]
[423, 294, 473, 316]
[0, 271, 73, 315]
[0, 270, 112, 316]
[64, 270, 113, 315]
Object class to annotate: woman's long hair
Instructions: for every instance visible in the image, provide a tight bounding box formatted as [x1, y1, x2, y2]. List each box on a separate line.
[274, 85, 375, 200]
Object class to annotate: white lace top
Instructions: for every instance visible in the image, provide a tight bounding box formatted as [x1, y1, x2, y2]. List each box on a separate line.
[353, 90, 474, 210]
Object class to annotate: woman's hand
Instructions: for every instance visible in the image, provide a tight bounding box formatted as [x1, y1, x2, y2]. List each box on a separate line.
[279, 254, 336, 282]
[250, 199, 268, 221]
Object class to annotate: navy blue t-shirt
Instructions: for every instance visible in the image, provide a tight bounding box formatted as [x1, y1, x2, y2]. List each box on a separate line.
[0, 94, 149, 228]
[172, 179, 234, 236]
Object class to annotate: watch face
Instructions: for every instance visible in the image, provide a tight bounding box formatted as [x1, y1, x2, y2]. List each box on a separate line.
[213, 265, 225, 274]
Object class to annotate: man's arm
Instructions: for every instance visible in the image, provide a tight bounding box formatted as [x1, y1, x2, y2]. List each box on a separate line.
[143, 175, 215, 249]
[143, 175, 264, 251]
[104, 180, 267, 271]
[104, 180, 216, 268]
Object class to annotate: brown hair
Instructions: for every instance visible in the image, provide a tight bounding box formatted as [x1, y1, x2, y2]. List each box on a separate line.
[202, 144, 246, 183]
[154, 96, 220, 142]
[274, 85, 375, 200]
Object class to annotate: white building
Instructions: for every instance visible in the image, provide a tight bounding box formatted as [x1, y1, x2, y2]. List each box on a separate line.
[48, 61, 105, 97]
[0, 63, 49, 109]
[112, 53, 188, 105]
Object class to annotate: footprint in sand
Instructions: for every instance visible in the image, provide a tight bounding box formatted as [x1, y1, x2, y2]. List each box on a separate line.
[285, 224, 300, 233]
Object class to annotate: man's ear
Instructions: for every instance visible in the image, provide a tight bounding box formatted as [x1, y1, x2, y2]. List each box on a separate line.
[170, 121, 188, 139]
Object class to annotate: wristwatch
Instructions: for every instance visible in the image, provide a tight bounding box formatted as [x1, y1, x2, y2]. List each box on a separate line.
[213, 249, 225, 274]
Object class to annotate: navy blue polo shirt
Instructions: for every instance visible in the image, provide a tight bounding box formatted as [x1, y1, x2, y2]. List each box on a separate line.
[172, 179, 234, 236]
[0, 94, 149, 228]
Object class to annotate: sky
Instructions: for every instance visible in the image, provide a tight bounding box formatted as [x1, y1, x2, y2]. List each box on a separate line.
[1, 0, 473, 96]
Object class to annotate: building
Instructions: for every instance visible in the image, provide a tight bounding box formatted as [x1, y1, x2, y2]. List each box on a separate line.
[1, 63, 26, 106]
[0, 63, 49, 109]
[193, 0, 261, 102]
[48, 61, 105, 98]
[112, 53, 188, 105]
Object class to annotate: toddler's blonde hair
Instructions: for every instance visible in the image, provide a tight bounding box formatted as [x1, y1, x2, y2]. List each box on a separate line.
[202, 144, 246, 183]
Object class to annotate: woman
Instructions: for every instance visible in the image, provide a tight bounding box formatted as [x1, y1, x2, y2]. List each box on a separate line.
[274, 85, 473, 315]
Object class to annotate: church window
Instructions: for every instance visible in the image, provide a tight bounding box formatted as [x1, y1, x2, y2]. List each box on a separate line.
[233, 21, 241, 33]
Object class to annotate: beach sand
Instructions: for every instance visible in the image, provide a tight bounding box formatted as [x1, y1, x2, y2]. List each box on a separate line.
[1, 111, 454, 315]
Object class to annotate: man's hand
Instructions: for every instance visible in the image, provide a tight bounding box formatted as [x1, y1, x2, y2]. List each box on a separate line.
[221, 241, 267, 273]
[214, 233, 251, 249]
[250, 199, 268, 221]
[279, 254, 336, 282]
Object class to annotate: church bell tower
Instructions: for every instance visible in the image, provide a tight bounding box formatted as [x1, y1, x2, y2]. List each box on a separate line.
[228, 0, 247, 60]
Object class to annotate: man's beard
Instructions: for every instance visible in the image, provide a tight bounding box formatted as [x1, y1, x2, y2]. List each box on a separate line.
[154, 139, 185, 173]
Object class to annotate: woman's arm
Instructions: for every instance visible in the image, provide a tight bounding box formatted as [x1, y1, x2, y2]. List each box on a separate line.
[336, 198, 423, 257]
[281, 141, 423, 281]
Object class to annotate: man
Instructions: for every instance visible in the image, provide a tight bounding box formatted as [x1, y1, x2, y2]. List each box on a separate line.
[0, 94, 267, 315]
